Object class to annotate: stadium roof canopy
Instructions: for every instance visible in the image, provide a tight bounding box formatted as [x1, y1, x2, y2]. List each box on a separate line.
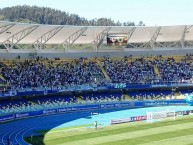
[0, 21, 193, 51]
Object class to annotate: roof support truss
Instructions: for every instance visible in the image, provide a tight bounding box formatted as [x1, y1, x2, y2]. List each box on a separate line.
[3, 25, 38, 50]
[62, 27, 87, 51]
[34, 26, 63, 50]
[0, 23, 15, 35]
[150, 27, 161, 49]
[91, 27, 111, 52]
[182, 25, 193, 48]
[181, 26, 187, 48]
[127, 27, 136, 43]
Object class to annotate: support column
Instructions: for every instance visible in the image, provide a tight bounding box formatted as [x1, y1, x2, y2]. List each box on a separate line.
[150, 27, 161, 49]
[181, 26, 187, 48]
[91, 27, 111, 52]
[181, 25, 193, 48]
[127, 27, 136, 44]
[62, 27, 87, 51]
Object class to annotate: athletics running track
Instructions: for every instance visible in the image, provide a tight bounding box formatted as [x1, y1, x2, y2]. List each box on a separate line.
[1, 106, 193, 145]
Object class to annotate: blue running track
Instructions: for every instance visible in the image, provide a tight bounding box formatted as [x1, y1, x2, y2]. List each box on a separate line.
[1, 105, 193, 145]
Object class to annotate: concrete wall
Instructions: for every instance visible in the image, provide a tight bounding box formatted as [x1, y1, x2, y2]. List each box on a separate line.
[0, 48, 193, 59]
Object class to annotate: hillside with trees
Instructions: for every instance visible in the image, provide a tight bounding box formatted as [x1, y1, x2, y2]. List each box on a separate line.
[0, 5, 145, 26]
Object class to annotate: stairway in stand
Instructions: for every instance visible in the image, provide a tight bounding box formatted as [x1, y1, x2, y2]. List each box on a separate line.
[122, 94, 131, 100]
[95, 59, 111, 81]
[154, 65, 160, 77]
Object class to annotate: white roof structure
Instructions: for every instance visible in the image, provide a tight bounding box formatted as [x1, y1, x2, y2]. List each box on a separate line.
[0, 21, 193, 51]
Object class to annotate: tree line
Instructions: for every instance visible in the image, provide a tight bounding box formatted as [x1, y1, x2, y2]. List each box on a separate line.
[0, 5, 145, 26]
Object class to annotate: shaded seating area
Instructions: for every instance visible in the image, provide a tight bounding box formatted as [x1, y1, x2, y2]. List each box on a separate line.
[128, 90, 172, 100]
[79, 92, 123, 103]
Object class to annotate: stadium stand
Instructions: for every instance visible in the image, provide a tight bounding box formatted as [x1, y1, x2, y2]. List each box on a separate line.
[0, 39, 193, 116]
[1, 58, 107, 90]
[128, 90, 172, 100]
[1, 18, 193, 145]
[0, 95, 78, 114]
[0, 54, 193, 90]
[102, 57, 156, 84]
[0, 89, 188, 114]
[155, 56, 193, 83]
[79, 92, 123, 103]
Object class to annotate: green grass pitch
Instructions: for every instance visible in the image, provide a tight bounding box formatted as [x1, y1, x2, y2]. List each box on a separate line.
[25, 115, 193, 145]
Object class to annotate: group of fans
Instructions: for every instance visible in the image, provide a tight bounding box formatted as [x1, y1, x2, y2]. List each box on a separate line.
[0, 55, 193, 91]
[1, 57, 106, 91]
[155, 57, 193, 83]
[102, 57, 157, 84]
[103, 55, 193, 84]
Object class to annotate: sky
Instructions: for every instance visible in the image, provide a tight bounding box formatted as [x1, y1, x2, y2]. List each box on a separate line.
[0, 0, 193, 26]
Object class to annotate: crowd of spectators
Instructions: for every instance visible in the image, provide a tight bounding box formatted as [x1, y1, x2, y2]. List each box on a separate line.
[102, 57, 157, 84]
[183, 53, 193, 60]
[0, 89, 186, 114]
[0, 95, 77, 114]
[102, 55, 193, 84]
[128, 90, 173, 101]
[1, 57, 106, 90]
[155, 56, 193, 83]
[0, 55, 193, 91]
[0, 92, 124, 114]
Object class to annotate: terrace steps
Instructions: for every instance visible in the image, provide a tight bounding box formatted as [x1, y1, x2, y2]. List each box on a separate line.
[0, 74, 5, 81]
[0, 67, 6, 82]
[95, 59, 111, 81]
[123, 94, 131, 100]
[154, 65, 160, 77]
[174, 92, 180, 96]
[77, 96, 83, 103]
[26, 98, 37, 106]
[174, 92, 185, 99]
